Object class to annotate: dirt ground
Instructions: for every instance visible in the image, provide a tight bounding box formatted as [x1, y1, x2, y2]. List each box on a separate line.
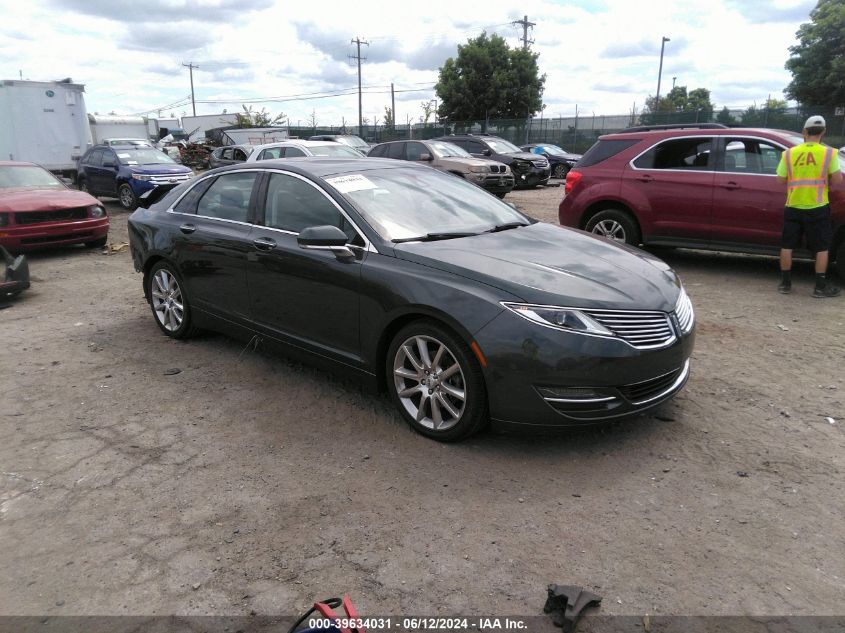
[1, 184, 844, 621]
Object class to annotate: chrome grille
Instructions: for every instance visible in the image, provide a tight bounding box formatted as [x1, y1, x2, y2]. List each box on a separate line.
[674, 288, 694, 334]
[149, 173, 191, 186]
[582, 308, 675, 349]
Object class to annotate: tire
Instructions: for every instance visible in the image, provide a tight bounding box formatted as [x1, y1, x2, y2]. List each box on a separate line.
[85, 236, 108, 249]
[552, 163, 569, 179]
[585, 209, 641, 246]
[147, 261, 195, 339]
[118, 183, 138, 210]
[386, 320, 488, 442]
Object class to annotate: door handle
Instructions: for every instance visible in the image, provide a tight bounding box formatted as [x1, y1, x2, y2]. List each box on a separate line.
[252, 237, 276, 251]
[721, 181, 741, 190]
[179, 223, 196, 234]
[635, 174, 653, 182]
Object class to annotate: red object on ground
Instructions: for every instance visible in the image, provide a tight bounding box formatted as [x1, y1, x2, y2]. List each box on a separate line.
[0, 161, 109, 252]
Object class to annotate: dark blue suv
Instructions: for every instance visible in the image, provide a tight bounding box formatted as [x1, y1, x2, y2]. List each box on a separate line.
[77, 145, 193, 210]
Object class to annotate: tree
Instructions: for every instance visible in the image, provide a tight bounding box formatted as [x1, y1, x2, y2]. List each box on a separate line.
[234, 104, 286, 127]
[383, 106, 394, 130]
[307, 109, 318, 131]
[785, 0, 845, 106]
[740, 98, 795, 128]
[421, 100, 436, 125]
[716, 106, 737, 125]
[640, 86, 715, 124]
[435, 32, 545, 122]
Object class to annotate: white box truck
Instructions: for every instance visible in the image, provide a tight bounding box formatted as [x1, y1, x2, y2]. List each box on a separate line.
[0, 78, 92, 179]
[89, 114, 156, 145]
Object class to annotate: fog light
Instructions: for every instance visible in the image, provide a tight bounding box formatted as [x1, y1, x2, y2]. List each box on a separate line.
[537, 386, 601, 399]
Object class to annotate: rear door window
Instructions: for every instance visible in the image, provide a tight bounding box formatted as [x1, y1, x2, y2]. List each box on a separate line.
[579, 139, 641, 167]
[196, 172, 258, 223]
[285, 147, 307, 157]
[633, 138, 714, 170]
[86, 149, 104, 167]
[174, 177, 216, 214]
[406, 142, 427, 161]
[258, 148, 282, 160]
[464, 140, 486, 154]
[368, 144, 387, 158]
[387, 143, 405, 160]
[722, 138, 784, 175]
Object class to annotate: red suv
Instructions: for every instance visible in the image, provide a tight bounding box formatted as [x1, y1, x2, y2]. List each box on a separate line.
[559, 124, 845, 276]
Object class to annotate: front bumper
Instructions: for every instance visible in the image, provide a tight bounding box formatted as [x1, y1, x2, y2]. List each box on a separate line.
[474, 308, 695, 429]
[0, 217, 109, 252]
[513, 166, 551, 188]
[474, 173, 515, 193]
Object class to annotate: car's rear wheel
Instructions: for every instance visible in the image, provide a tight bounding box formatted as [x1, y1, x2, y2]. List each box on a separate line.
[585, 209, 641, 246]
[387, 321, 488, 442]
[118, 183, 138, 210]
[552, 164, 569, 179]
[147, 261, 195, 339]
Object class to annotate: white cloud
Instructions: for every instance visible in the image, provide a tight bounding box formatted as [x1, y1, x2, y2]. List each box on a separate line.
[0, 0, 815, 125]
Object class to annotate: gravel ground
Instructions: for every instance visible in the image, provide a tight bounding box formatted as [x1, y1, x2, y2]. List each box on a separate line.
[1, 185, 843, 621]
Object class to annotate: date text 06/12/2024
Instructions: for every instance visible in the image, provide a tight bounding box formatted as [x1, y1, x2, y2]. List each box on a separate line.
[307, 617, 529, 631]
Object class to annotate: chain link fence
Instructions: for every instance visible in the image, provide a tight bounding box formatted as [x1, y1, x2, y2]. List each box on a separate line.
[287, 106, 845, 154]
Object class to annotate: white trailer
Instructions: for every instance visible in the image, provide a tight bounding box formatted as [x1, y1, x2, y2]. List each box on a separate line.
[180, 112, 239, 141]
[88, 114, 155, 144]
[0, 79, 92, 178]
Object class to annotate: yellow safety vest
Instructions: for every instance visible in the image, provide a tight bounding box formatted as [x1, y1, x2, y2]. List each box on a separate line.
[783, 143, 835, 208]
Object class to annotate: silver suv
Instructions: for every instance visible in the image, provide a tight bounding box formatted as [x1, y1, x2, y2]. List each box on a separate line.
[368, 139, 515, 198]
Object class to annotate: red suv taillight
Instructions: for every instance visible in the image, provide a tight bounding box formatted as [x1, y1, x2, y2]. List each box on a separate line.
[564, 169, 582, 194]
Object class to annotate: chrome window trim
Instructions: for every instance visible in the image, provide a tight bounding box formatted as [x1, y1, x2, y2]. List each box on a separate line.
[166, 168, 378, 254]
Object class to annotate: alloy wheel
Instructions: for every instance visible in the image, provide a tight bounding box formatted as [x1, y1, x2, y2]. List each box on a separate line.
[592, 219, 627, 242]
[393, 335, 466, 431]
[552, 164, 567, 179]
[151, 269, 184, 332]
[119, 185, 135, 208]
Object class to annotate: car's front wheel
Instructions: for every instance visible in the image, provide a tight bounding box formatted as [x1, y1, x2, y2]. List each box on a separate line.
[147, 261, 195, 339]
[118, 183, 138, 210]
[78, 178, 92, 195]
[387, 321, 488, 442]
[585, 209, 641, 246]
[552, 163, 569, 179]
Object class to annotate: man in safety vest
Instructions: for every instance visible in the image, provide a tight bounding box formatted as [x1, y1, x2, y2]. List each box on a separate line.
[775, 115, 842, 297]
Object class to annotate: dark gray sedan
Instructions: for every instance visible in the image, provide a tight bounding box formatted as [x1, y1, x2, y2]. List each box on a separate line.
[128, 158, 695, 441]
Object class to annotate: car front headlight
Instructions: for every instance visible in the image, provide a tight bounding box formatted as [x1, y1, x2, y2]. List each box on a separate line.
[89, 205, 106, 218]
[502, 302, 613, 336]
[131, 174, 153, 181]
[469, 165, 490, 173]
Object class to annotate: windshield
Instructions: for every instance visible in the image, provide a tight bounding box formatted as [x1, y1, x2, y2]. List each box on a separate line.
[337, 136, 369, 150]
[428, 141, 471, 158]
[486, 138, 522, 154]
[325, 168, 528, 241]
[538, 145, 568, 156]
[0, 165, 63, 189]
[309, 144, 363, 158]
[116, 148, 175, 165]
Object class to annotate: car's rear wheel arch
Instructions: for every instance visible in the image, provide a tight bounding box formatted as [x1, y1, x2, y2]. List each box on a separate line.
[582, 203, 642, 241]
[142, 255, 167, 301]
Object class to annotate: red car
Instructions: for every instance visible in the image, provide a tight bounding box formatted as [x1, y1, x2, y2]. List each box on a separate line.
[559, 124, 845, 276]
[0, 161, 108, 252]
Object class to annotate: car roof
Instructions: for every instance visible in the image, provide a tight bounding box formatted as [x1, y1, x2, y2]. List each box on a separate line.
[204, 156, 424, 178]
[601, 127, 802, 142]
[251, 140, 342, 151]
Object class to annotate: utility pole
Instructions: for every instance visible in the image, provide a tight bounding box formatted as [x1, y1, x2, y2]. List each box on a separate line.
[182, 62, 198, 116]
[350, 38, 369, 134]
[391, 83, 395, 131]
[512, 15, 535, 49]
[654, 37, 670, 113]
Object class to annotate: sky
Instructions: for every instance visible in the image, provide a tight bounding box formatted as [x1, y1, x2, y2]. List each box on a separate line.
[0, 0, 817, 127]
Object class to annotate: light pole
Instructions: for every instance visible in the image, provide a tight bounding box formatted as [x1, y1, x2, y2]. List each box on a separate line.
[655, 36, 670, 115]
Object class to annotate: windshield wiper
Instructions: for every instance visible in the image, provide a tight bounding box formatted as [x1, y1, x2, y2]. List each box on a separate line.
[486, 222, 530, 233]
[393, 231, 480, 243]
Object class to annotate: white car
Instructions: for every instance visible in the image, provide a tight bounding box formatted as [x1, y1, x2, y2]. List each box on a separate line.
[246, 140, 363, 162]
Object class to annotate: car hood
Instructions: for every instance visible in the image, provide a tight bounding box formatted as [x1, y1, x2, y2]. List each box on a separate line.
[437, 156, 505, 169]
[0, 187, 100, 212]
[127, 164, 192, 175]
[553, 152, 581, 161]
[393, 222, 680, 311]
[507, 151, 547, 162]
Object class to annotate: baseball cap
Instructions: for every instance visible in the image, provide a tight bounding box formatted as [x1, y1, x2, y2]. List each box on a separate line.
[804, 115, 826, 129]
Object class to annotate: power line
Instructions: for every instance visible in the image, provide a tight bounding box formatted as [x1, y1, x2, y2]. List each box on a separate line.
[350, 37, 369, 132]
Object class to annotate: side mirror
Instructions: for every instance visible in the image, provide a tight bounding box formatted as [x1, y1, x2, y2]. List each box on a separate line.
[482, 149, 492, 156]
[297, 225, 355, 259]
[419, 153, 433, 161]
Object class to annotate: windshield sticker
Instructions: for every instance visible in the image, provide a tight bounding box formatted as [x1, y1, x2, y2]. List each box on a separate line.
[117, 153, 131, 158]
[125, 160, 138, 165]
[325, 174, 377, 193]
